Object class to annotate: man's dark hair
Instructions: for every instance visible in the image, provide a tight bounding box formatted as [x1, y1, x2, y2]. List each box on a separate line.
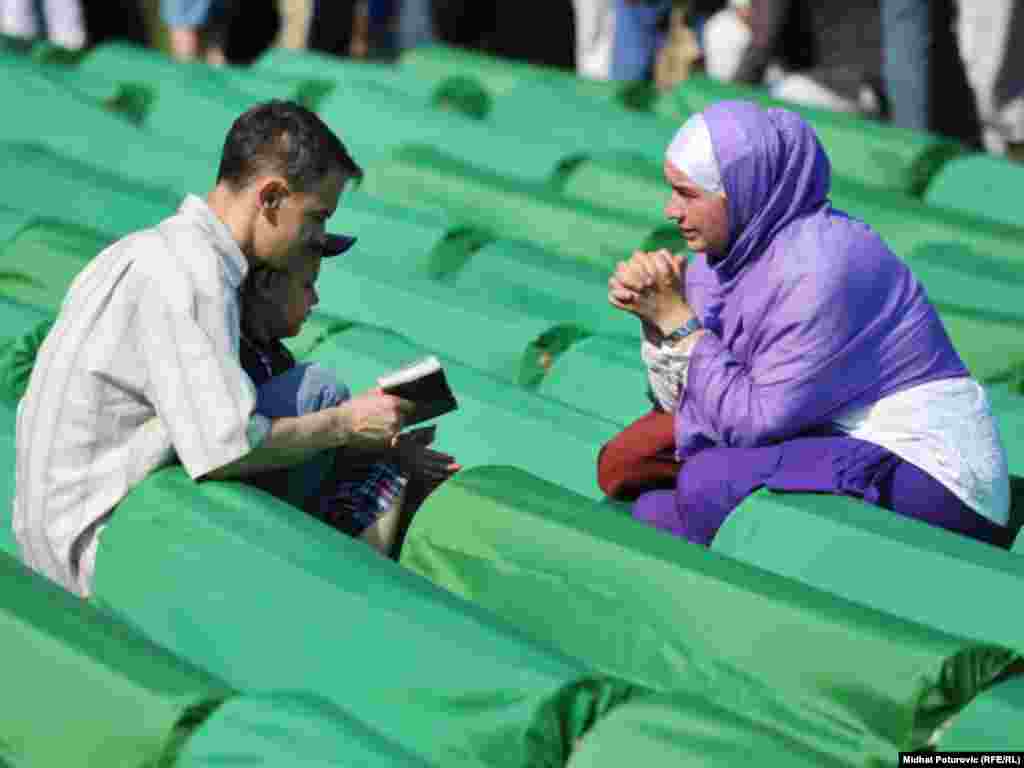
[217, 100, 362, 192]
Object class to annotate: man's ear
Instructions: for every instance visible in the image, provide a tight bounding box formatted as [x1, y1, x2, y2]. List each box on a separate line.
[256, 177, 290, 222]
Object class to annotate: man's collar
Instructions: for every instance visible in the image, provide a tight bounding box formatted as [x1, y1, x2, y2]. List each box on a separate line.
[179, 194, 249, 289]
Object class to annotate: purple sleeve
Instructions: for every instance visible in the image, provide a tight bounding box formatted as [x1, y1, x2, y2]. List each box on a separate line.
[675, 248, 951, 455]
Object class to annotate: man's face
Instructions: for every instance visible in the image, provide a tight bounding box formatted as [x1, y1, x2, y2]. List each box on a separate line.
[663, 160, 730, 256]
[252, 169, 347, 271]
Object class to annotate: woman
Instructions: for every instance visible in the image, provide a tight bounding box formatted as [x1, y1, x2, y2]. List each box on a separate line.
[609, 100, 1011, 546]
[239, 252, 459, 558]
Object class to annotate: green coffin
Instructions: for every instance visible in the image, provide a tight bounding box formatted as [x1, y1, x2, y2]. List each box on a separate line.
[177, 692, 435, 768]
[537, 335, 650, 426]
[925, 152, 1024, 231]
[315, 77, 579, 182]
[316, 257, 585, 387]
[400, 466, 1019, 757]
[451, 239, 638, 340]
[987, 385, 1024, 475]
[568, 684, 879, 768]
[937, 675, 1024, 750]
[362, 145, 678, 271]
[92, 466, 638, 767]
[0, 59, 213, 195]
[0, 142, 177, 236]
[0, 551, 233, 768]
[398, 44, 643, 114]
[711, 489, 1024, 651]
[0, 217, 112, 312]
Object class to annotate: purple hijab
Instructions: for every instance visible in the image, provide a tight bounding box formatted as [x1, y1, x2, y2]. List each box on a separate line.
[675, 101, 967, 458]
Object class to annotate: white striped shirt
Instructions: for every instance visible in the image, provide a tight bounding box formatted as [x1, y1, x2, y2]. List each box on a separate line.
[12, 195, 271, 596]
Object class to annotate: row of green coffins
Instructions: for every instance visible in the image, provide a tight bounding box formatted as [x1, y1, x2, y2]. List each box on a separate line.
[393, 42, 1024, 230]
[5, 44, 1024, 299]
[10, 41, 1024, 253]
[0, 548, 448, 767]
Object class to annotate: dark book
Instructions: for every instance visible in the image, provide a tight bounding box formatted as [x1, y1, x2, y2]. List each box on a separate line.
[378, 355, 458, 426]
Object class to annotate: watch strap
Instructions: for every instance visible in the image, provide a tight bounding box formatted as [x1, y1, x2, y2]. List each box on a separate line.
[663, 316, 702, 345]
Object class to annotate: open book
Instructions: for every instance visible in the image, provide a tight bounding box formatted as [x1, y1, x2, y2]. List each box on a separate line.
[378, 355, 458, 426]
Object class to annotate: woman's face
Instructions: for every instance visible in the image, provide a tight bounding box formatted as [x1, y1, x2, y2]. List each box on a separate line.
[663, 160, 730, 256]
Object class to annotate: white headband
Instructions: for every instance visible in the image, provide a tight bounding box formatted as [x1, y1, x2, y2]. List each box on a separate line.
[665, 114, 723, 195]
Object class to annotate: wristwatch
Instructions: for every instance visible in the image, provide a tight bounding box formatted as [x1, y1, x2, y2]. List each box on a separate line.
[662, 316, 702, 345]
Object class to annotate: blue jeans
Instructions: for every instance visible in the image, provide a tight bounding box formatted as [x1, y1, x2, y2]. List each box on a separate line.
[610, 0, 671, 81]
[881, 0, 931, 132]
[254, 363, 350, 508]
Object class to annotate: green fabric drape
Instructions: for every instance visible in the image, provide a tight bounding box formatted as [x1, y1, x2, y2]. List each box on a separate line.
[362, 145, 680, 271]
[0, 60, 213, 195]
[316, 256, 586, 387]
[0, 220, 112, 312]
[537, 335, 651, 425]
[400, 466, 1019, 758]
[925, 153, 1024, 231]
[177, 692, 435, 768]
[568, 683, 881, 768]
[93, 466, 639, 767]
[0, 142, 177, 236]
[938, 676, 1024, 750]
[452, 239, 637, 340]
[712, 489, 1024, 651]
[0, 551, 234, 768]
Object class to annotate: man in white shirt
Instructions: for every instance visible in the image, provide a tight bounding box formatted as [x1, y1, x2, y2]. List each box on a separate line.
[13, 100, 412, 597]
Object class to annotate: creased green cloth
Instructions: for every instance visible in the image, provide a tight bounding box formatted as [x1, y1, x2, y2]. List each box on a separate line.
[713, 489, 1024, 651]
[400, 466, 1019, 760]
[362, 144, 680, 271]
[177, 692, 434, 767]
[0, 316, 54, 405]
[568, 671, 886, 768]
[0, 552, 233, 768]
[93, 466, 641, 767]
[938, 675, 1024, 750]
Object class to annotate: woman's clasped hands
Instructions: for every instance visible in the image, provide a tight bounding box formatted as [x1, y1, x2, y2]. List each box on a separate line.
[607, 249, 697, 337]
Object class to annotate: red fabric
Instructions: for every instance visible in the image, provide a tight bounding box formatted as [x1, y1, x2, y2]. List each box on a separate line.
[597, 410, 681, 501]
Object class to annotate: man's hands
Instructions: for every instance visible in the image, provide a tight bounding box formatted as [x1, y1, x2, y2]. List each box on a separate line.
[334, 388, 415, 451]
[608, 249, 696, 336]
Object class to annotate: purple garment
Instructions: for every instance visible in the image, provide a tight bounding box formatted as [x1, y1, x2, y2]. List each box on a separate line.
[634, 437, 1010, 548]
[676, 101, 968, 458]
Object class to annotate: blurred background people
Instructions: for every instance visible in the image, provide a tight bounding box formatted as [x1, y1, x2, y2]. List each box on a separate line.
[163, 0, 277, 64]
[431, 0, 576, 69]
[610, 0, 671, 80]
[702, 0, 751, 81]
[879, 0, 981, 146]
[731, 0, 881, 115]
[572, 0, 615, 79]
[957, 0, 1024, 159]
[1, 0, 86, 49]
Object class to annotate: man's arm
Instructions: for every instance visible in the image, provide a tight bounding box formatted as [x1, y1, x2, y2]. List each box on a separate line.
[202, 389, 415, 481]
[202, 407, 350, 481]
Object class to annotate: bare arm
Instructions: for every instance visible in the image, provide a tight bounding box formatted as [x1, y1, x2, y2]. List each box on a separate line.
[203, 389, 413, 481]
[202, 408, 350, 481]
